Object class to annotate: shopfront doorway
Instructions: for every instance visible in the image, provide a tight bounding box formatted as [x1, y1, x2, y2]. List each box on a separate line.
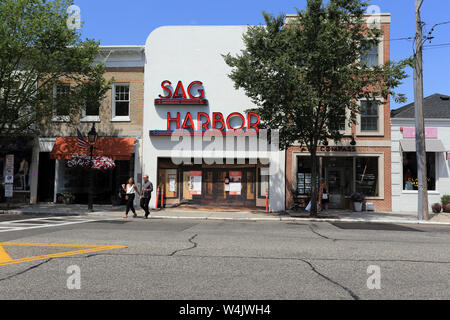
[322, 157, 353, 209]
[199, 168, 256, 207]
[157, 158, 262, 208]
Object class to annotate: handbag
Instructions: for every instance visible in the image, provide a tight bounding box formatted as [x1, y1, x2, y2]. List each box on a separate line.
[322, 193, 328, 200]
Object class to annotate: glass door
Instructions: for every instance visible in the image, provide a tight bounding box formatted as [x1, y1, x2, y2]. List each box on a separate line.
[326, 168, 345, 209]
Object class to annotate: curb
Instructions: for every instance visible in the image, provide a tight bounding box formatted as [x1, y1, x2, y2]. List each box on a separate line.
[2, 210, 450, 226]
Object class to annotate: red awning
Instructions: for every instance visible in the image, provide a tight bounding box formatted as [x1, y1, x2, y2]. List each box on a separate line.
[50, 137, 136, 161]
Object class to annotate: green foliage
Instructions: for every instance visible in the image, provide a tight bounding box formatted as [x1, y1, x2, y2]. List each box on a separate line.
[224, 0, 408, 150]
[441, 195, 450, 205]
[224, 0, 409, 214]
[0, 0, 112, 139]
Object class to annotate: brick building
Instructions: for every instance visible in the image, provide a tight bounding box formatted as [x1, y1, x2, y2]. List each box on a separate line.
[285, 14, 393, 212]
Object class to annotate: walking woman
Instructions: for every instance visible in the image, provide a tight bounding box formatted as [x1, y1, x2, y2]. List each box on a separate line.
[122, 177, 141, 218]
[318, 178, 329, 212]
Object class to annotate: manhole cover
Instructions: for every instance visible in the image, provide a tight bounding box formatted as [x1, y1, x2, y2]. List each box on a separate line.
[331, 222, 423, 232]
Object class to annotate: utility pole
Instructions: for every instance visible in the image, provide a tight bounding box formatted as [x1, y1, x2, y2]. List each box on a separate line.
[414, 0, 429, 220]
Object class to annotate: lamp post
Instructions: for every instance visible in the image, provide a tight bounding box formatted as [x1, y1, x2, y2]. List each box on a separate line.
[87, 123, 98, 212]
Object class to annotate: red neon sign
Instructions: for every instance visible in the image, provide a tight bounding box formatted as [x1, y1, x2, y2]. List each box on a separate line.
[156, 81, 208, 105]
[166, 112, 260, 131]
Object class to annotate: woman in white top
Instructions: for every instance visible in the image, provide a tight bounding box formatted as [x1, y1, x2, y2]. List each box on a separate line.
[122, 177, 141, 218]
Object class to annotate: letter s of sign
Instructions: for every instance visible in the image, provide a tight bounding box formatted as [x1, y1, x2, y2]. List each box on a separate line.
[159, 81, 172, 99]
[66, 265, 81, 290]
[66, 5, 81, 31]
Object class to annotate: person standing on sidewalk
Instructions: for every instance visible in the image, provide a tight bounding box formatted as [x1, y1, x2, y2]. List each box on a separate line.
[123, 177, 140, 219]
[140, 174, 153, 219]
[318, 178, 329, 212]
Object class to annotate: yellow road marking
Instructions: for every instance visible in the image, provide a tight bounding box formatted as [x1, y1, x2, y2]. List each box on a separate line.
[0, 245, 13, 263]
[0, 242, 127, 267]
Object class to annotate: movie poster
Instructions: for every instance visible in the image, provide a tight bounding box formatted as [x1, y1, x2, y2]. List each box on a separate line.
[189, 171, 202, 195]
[229, 171, 242, 196]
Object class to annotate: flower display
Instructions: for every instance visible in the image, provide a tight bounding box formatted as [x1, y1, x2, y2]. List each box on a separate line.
[67, 154, 115, 171]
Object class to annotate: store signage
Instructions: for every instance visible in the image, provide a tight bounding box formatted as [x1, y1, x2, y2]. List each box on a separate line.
[5, 154, 14, 198]
[4, 184, 13, 198]
[155, 80, 208, 105]
[165, 112, 260, 131]
[299, 146, 356, 152]
[401, 127, 438, 139]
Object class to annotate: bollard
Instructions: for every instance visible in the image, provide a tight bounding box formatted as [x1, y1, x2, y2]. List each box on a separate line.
[155, 186, 160, 209]
[265, 189, 269, 213]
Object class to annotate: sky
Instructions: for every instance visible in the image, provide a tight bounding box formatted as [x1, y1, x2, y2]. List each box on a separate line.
[73, 0, 450, 111]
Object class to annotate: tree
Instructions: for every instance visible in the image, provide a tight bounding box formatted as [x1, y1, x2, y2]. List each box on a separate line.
[0, 0, 111, 147]
[224, 0, 409, 215]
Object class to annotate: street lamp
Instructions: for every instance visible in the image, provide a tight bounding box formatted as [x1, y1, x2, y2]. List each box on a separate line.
[87, 123, 98, 212]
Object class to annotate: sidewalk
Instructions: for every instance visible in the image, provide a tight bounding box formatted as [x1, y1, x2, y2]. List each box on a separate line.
[1, 203, 450, 225]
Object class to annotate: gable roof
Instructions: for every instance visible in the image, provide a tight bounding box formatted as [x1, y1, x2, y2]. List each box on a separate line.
[391, 93, 450, 119]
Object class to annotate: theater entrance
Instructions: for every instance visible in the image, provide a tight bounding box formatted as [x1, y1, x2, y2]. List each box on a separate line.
[181, 168, 257, 207]
[157, 158, 267, 209]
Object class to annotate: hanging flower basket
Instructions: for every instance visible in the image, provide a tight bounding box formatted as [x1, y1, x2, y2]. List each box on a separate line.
[67, 154, 115, 171]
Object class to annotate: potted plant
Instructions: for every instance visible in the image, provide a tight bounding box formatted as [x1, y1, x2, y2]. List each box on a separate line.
[442, 195, 450, 213]
[432, 203, 442, 213]
[350, 192, 366, 212]
[63, 193, 75, 204]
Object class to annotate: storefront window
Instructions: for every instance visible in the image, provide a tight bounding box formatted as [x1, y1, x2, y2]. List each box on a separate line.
[355, 157, 378, 196]
[402, 152, 436, 191]
[297, 157, 319, 196]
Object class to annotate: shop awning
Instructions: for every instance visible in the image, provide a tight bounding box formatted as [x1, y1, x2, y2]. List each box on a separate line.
[400, 139, 446, 152]
[50, 137, 136, 160]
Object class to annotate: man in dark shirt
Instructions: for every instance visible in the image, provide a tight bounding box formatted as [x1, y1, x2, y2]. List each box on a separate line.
[140, 175, 153, 219]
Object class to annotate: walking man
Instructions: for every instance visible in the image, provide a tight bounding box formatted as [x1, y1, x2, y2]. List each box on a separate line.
[140, 174, 153, 219]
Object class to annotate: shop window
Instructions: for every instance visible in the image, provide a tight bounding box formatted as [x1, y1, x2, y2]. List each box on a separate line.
[113, 84, 130, 119]
[296, 157, 319, 196]
[360, 100, 379, 132]
[402, 152, 436, 191]
[160, 169, 177, 198]
[355, 157, 378, 197]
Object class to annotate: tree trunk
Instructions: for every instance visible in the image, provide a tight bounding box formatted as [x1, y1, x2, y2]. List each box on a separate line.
[310, 146, 319, 217]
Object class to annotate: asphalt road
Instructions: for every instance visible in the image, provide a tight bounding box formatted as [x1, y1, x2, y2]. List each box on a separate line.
[0, 214, 449, 300]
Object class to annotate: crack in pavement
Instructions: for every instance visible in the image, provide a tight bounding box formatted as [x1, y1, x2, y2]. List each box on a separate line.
[0, 259, 52, 282]
[309, 224, 339, 242]
[169, 234, 198, 256]
[297, 258, 360, 300]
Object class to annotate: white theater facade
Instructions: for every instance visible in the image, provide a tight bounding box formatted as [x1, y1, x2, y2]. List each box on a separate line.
[142, 26, 285, 212]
